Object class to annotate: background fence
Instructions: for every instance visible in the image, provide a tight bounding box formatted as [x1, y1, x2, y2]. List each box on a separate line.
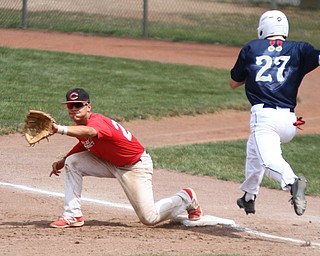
[0, 0, 319, 47]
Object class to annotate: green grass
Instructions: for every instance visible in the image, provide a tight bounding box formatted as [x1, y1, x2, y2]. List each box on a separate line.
[0, 46, 248, 134]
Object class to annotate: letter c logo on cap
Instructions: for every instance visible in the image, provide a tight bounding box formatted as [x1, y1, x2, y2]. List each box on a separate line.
[69, 92, 79, 100]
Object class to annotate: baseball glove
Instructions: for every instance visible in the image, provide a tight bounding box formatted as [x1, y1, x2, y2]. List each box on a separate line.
[24, 110, 56, 145]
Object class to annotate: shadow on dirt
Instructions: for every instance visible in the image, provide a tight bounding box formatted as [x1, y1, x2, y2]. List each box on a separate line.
[154, 222, 244, 239]
[0, 220, 131, 228]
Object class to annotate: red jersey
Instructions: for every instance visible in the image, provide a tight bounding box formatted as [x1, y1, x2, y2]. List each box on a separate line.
[66, 113, 144, 166]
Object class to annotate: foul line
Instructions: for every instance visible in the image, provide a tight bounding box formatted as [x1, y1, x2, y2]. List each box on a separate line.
[0, 181, 133, 210]
[229, 225, 320, 248]
[1, 181, 320, 248]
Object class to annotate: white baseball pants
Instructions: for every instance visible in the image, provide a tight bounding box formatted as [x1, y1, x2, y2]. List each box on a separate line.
[62, 150, 192, 226]
[240, 104, 298, 195]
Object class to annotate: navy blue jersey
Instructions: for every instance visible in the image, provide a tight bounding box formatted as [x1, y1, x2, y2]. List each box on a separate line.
[231, 39, 319, 109]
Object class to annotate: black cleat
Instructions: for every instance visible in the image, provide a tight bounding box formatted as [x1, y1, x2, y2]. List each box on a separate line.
[237, 195, 256, 215]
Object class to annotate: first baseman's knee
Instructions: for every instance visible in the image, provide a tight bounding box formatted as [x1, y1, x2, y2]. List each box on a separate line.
[136, 211, 159, 226]
[138, 216, 158, 226]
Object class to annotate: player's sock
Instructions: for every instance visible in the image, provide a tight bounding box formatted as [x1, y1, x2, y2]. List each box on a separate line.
[245, 192, 255, 202]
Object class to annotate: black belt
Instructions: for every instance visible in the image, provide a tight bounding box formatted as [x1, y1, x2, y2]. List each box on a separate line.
[263, 104, 294, 113]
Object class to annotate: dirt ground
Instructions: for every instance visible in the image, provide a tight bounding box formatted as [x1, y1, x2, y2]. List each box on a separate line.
[0, 29, 320, 256]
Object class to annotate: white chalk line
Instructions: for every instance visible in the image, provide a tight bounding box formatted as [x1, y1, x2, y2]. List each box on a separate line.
[1, 180, 320, 249]
[229, 225, 320, 248]
[0, 181, 133, 210]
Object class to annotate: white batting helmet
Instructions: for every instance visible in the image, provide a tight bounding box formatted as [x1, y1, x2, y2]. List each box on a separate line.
[257, 10, 289, 39]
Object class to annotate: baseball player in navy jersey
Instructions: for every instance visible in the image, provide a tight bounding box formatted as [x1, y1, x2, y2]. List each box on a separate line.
[48, 88, 202, 228]
[230, 10, 320, 216]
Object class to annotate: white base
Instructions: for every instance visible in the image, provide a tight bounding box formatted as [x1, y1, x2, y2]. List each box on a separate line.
[172, 214, 235, 227]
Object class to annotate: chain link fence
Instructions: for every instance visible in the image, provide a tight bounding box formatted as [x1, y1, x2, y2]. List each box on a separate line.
[0, 0, 319, 47]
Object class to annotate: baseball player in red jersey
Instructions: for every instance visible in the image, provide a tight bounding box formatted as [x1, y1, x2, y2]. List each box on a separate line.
[230, 10, 319, 216]
[49, 88, 202, 228]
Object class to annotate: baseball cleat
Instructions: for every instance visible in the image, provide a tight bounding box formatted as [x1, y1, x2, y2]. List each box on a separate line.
[187, 205, 203, 221]
[237, 194, 256, 215]
[183, 188, 203, 221]
[50, 216, 84, 228]
[290, 176, 307, 216]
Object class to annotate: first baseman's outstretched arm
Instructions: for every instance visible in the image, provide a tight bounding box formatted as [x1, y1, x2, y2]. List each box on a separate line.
[52, 122, 97, 138]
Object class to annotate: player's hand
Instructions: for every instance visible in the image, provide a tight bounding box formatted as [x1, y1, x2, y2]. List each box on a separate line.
[51, 122, 59, 135]
[50, 159, 65, 177]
